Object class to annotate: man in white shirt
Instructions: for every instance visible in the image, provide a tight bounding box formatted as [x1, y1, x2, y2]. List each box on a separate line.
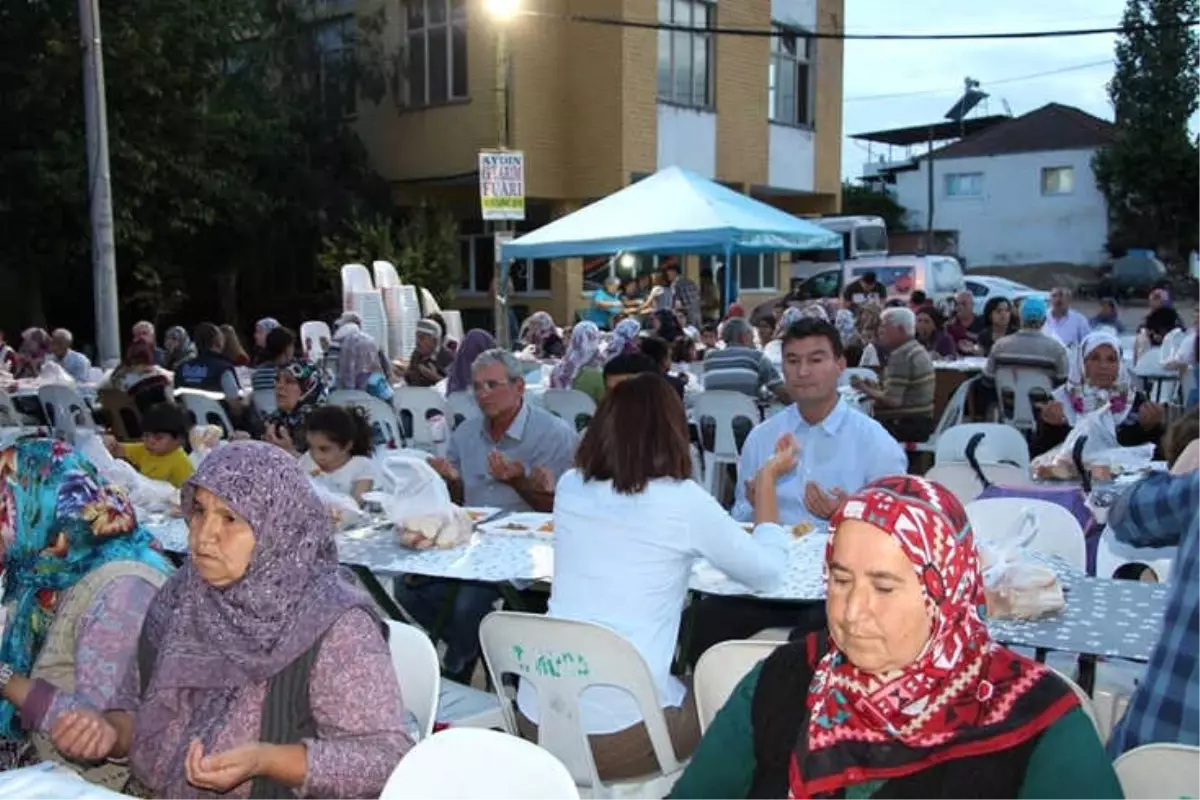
[1042, 286, 1091, 347]
[49, 329, 92, 382]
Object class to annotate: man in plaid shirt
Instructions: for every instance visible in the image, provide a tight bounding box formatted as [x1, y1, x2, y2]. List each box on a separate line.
[665, 263, 701, 328]
[1105, 441, 1199, 756]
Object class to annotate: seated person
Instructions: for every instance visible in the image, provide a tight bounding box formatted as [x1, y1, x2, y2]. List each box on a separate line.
[49, 329, 92, 382]
[516, 375, 789, 781]
[671, 336, 698, 367]
[702, 318, 790, 404]
[250, 326, 295, 393]
[976, 297, 1018, 357]
[915, 304, 957, 359]
[851, 307, 936, 443]
[698, 322, 719, 353]
[1089, 297, 1125, 334]
[403, 319, 453, 387]
[337, 331, 394, 403]
[603, 351, 659, 392]
[299, 404, 378, 505]
[263, 360, 327, 455]
[1035, 331, 1166, 457]
[518, 311, 565, 359]
[104, 402, 194, 488]
[638, 336, 687, 400]
[103, 341, 173, 401]
[907, 289, 928, 310]
[947, 291, 987, 354]
[548, 321, 605, 404]
[175, 322, 259, 435]
[669, 477, 1121, 800]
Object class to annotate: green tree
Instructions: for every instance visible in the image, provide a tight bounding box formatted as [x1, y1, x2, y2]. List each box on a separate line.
[1092, 0, 1199, 265]
[841, 182, 910, 231]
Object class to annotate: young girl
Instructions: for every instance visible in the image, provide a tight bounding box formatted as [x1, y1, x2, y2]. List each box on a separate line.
[298, 404, 377, 504]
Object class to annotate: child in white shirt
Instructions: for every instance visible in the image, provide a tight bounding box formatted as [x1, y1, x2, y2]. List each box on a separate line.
[298, 404, 378, 504]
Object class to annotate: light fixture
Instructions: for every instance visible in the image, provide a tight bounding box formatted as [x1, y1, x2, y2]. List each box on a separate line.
[618, 253, 637, 270]
[484, 0, 520, 21]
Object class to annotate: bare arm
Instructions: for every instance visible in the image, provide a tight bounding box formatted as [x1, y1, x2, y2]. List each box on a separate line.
[505, 474, 554, 512]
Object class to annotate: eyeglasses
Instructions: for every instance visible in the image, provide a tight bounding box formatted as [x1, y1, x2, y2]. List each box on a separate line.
[473, 379, 512, 395]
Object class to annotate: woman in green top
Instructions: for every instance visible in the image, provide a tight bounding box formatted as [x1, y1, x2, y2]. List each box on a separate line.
[670, 476, 1123, 800]
[549, 321, 606, 405]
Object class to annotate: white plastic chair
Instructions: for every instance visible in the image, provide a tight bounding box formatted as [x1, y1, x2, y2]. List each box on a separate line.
[694, 640, 779, 733]
[174, 389, 234, 438]
[37, 384, 94, 437]
[439, 310, 465, 343]
[690, 391, 761, 499]
[837, 367, 879, 387]
[251, 388, 277, 416]
[1094, 526, 1177, 582]
[934, 422, 1031, 471]
[373, 260, 401, 288]
[992, 367, 1054, 433]
[1132, 346, 1181, 403]
[341, 262, 374, 296]
[0, 390, 19, 427]
[393, 386, 448, 451]
[384, 621, 440, 741]
[380, 727, 580, 800]
[327, 390, 404, 451]
[419, 287, 442, 316]
[299, 320, 332, 363]
[541, 389, 597, 432]
[911, 376, 977, 455]
[966, 498, 1087, 570]
[444, 391, 480, 430]
[437, 679, 505, 730]
[478, 611, 684, 795]
[1113, 743, 1200, 799]
[924, 462, 1034, 505]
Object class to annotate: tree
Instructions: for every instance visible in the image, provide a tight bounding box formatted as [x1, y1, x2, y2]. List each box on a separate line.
[841, 182, 910, 231]
[1092, 0, 1199, 266]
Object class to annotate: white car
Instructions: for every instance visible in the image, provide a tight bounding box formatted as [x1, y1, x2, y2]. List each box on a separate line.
[963, 276, 1049, 317]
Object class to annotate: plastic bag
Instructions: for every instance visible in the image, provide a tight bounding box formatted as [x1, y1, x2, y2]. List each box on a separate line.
[37, 361, 75, 387]
[977, 510, 1065, 620]
[74, 430, 180, 515]
[365, 453, 472, 549]
[1031, 403, 1120, 480]
[188, 425, 226, 470]
[308, 479, 367, 530]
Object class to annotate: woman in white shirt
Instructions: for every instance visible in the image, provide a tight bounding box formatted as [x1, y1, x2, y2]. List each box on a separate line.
[297, 404, 378, 504]
[515, 373, 795, 781]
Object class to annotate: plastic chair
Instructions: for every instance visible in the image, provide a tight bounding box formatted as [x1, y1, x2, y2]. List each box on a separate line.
[380, 727, 580, 800]
[1047, 666, 1103, 739]
[299, 320, 333, 363]
[251, 388, 277, 416]
[37, 384, 94, 437]
[1094, 526, 1177, 582]
[934, 422, 1031, 471]
[1132, 347, 1181, 403]
[837, 367, 879, 387]
[174, 389, 234, 438]
[541, 389, 597, 432]
[419, 287, 442, 316]
[690, 391, 761, 499]
[373, 260, 401, 288]
[965, 498, 1087, 570]
[437, 679, 505, 730]
[911, 375, 977, 455]
[992, 367, 1053, 434]
[327, 390, 404, 451]
[444, 391, 480, 430]
[1113, 743, 1200, 799]
[0, 390, 20, 427]
[341, 262, 374, 297]
[924, 462, 1034, 505]
[478, 611, 684, 794]
[383, 621, 440, 741]
[694, 640, 779, 733]
[96, 388, 143, 441]
[393, 386, 448, 451]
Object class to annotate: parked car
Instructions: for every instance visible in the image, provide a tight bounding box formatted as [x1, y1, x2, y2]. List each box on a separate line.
[962, 276, 1049, 317]
[783, 255, 967, 309]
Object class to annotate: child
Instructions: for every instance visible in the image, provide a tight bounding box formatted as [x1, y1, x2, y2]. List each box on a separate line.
[299, 404, 377, 504]
[105, 402, 194, 487]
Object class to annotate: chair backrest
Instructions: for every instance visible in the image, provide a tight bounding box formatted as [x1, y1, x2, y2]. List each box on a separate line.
[251, 388, 277, 416]
[439, 310, 465, 343]
[992, 367, 1053, 431]
[37, 384, 94, 437]
[934, 422, 1031, 470]
[174, 389, 234, 438]
[0, 390, 20, 427]
[478, 611, 681, 789]
[838, 366, 879, 387]
[393, 386, 448, 449]
[299, 321, 332, 363]
[97, 388, 143, 441]
[1094, 526, 1177, 583]
[1160, 328, 1186, 361]
[924, 463, 1034, 505]
[690, 391, 761, 457]
[444, 391, 480, 430]
[326, 390, 404, 451]
[694, 640, 779, 733]
[348, 291, 392, 360]
[540, 389, 597, 432]
[372, 260, 401, 288]
[926, 375, 977, 444]
[383, 621, 440, 741]
[1113, 743, 1200, 799]
[419, 287, 442, 316]
[341, 262, 374, 300]
[379, 727, 580, 800]
[965, 497, 1086, 570]
[1046, 666, 1103, 740]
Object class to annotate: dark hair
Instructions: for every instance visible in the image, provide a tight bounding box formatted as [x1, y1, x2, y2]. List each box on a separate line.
[982, 296, 1017, 333]
[638, 336, 671, 368]
[757, 314, 776, 329]
[915, 303, 944, 329]
[575, 374, 691, 494]
[671, 336, 696, 363]
[861, 271, 878, 283]
[603, 352, 658, 379]
[701, 321, 718, 335]
[781, 318, 844, 359]
[125, 341, 156, 367]
[1164, 408, 1199, 468]
[265, 326, 296, 360]
[305, 404, 374, 457]
[194, 322, 222, 353]
[426, 312, 446, 333]
[140, 402, 189, 442]
[910, 290, 928, 306]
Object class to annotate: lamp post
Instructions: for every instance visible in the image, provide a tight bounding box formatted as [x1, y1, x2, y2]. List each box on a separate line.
[484, 0, 518, 348]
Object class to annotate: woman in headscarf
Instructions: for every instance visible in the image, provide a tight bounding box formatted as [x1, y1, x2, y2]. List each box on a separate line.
[1036, 330, 1166, 457]
[0, 439, 170, 778]
[263, 360, 327, 455]
[518, 311, 564, 359]
[606, 318, 642, 362]
[337, 331, 394, 403]
[650, 309, 684, 343]
[549, 321, 605, 403]
[51, 442, 411, 798]
[14, 328, 51, 379]
[446, 329, 496, 395]
[162, 326, 198, 372]
[669, 476, 1121, 799]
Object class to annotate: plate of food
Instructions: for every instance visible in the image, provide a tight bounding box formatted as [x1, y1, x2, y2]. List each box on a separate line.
[479, 512, 554, 539]
[464, 506, 503, 524]
[741, 521, 820, 538]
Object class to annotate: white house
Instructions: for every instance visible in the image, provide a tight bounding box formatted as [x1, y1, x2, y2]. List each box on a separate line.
[887, 103, 1115, 269]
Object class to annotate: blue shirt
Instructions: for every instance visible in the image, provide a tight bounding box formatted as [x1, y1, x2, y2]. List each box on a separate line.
[54, 350, 92, 382]
[584, 289, 623, 329]
[731, 400, 907, 526]
[1106, 470, 1199, 755]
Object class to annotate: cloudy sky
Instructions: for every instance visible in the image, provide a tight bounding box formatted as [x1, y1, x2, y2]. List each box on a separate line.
[840, 0, 1130, 180]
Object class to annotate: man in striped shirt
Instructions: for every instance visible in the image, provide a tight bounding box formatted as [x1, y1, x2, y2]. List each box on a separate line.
[701, 318, 789, 403]
[851, 306, 935, 443]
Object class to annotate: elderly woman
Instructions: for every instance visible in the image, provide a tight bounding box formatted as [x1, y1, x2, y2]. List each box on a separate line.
[104, 342, 173, 397]
[445, 329, 496, 395]
[263, 360, 327, 455]
[51, 442, 411, 798]
[606, 318, 642, 362]
[549, 322, 605, 404]
[14, 328, 52, 379]
[1036, 330, 1166, 457]
[915, 304, 957, 359]
[518, 311, 564, 359]
[162, 326, 198, 372]
[0, 439, 170, 779]
[337, 331, 394, 403]
[669, 476, 1121, 799]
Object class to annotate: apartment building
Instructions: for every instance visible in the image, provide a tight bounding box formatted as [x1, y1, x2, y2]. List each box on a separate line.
[344, 0, 845, 325]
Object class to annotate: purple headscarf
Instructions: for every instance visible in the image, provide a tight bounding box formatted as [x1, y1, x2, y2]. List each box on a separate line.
[447, 329, 496, 394]
[606, 318, 641, 362]
[124, 442, 373, 766]
[550, 321, 602, 389]
[337, 330, 382, 391]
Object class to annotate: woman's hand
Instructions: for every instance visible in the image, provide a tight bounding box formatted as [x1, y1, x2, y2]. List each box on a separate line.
[760, 434, 800, 480]
[263, 424, 295, 454]
[185, 739, 264, 793]
[1137, 401, 1165, 430]
[51, 710, 118, 762]
[1040, 400, 1066, 427]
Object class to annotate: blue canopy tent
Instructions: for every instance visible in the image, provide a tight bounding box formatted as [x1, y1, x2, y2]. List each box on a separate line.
[499, 165, 842, 314]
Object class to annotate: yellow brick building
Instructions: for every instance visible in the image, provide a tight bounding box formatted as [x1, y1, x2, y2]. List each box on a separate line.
[348, 0, 845, 327]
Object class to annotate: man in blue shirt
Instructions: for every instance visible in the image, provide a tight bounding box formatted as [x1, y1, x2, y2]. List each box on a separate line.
[585, 275, 625, 330]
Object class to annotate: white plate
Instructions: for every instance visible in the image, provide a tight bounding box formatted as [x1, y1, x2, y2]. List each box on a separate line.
[479, 512, 554, 539]
[464, 506, 502, 525]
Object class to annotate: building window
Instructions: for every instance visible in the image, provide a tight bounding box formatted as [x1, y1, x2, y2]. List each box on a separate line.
[656, 0, 714, 108]
[736, 253, 778, 291]
[944, 172, 983, 198]
[1041, 166, 1074, 196]
[402, 0, 468, 108]
[769, 24, 814, 126]
[313, 16, 356, 117]
[459, 234, 551, 294]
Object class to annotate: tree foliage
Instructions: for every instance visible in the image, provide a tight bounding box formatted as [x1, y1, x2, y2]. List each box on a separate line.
[840, 182, 910, 231]
[1092, 0, 1199, 265]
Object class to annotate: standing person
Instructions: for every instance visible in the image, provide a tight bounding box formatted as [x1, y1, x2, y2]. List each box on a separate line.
[1042, 287, 1091, 347]
[586, 275, 626, 330]
[699, 268, 721, 323]
[219, 324, 251, 367]
[49, 329, 92, 382]
[665, 263, 701, 327]
[403, 319, 453, 387]
[130, 321, 166, 367]
[842, 270, 888, 307]
[161, 326, 197, 372]
[851, 307, 937, 444]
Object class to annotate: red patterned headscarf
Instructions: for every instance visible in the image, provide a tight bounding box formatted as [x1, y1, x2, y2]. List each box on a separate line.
[789, 475, 1077, 798]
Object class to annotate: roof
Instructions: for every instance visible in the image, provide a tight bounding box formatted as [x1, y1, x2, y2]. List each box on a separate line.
[926, 103, 1115, 160]
[850, 115, 1011, 146]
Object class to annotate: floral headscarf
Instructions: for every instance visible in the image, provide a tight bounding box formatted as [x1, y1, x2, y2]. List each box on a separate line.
[855, 304, 882, 342]
[1051, 331, 1135, 426]
[336, 331, 383, 392]
[773, 303, 828, 339]
[791, 476, 1076, 797]
[162, 326, 197, 369]
[447, 330, 496, 394]
[606, 318, 642, 362]
[0, 439, 171, 737]
[550, 322, 603, 389]
[833, 309, 857, 344]
[264, 359, 327, 450]
[519, 311, 557, 349]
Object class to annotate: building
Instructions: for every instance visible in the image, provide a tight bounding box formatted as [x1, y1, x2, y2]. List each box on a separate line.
[859, 103, 1115, 270]
[342, 0, 845, 326]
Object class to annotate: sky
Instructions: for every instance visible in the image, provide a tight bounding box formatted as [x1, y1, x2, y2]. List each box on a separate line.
[840, 0, 1131, 180]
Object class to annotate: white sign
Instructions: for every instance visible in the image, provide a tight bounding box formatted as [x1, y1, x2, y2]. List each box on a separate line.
[479, 150, 525, 221]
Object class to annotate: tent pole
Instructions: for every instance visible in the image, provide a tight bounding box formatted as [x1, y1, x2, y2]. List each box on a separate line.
[723, 245, 733, 315]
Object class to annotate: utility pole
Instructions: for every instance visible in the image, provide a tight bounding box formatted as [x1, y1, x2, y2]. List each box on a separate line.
[492, 22, 513, 349]
[80, 0, 121, 364]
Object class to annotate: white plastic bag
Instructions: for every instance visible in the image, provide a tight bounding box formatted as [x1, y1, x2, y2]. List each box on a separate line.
[365, 453, 472, 549]
[74, 430, 180, 514]
[188, 425, 226, 470]
[1031, 403, 1119, 480]
[977, 512, 1065, 620]
[308, 479, 367, 530]
[37, 361, 75, 387]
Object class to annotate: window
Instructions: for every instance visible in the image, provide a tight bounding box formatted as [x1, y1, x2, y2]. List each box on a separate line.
[768, 24, 814, 126]
[459, 233, 551, 294]
[736, 253, 778, 291]
[944, 172, 983, 198]
[1041, 166, 1074, 196]
[313, 16, 356, 117]
[657, 0, 713, 108]
[402, 0, 468, 107]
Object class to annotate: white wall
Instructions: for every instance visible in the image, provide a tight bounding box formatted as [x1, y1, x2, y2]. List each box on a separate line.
[656, 104, 717, 178]
[768, 124, 816, 191]
[893, 148, 1109, 268]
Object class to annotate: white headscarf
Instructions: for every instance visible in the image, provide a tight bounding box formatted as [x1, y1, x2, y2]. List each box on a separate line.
[1051, 331, 1135, 425]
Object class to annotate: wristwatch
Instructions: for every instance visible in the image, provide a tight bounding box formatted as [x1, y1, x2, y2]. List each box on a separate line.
[0, 663, 13, 693]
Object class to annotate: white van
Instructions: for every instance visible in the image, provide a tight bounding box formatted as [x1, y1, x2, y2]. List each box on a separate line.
[787, 255, 966, 308]
[790, 215, 889, 280]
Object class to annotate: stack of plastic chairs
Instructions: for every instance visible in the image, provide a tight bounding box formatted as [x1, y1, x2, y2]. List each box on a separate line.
[341, 263, 389, 360]
[374, 261, 410, 364]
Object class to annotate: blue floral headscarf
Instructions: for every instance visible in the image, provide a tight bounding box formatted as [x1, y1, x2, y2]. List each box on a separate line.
[0, 438, 171, 737]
